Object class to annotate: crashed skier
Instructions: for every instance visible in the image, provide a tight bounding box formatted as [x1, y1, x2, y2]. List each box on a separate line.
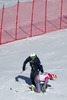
[33, 72, 57, 93]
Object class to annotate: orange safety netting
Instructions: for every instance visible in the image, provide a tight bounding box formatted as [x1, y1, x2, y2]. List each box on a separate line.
[0, 0, 67, 45]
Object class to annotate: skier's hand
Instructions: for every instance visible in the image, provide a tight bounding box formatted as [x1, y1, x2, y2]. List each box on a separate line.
[23, 67, 26, 71]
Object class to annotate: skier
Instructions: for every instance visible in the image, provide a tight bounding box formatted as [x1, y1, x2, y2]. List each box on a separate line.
[22, 53, 44, 86]
[34, 72, 57, 93]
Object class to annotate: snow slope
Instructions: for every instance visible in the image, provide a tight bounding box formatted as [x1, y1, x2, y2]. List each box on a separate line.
[0, 29, 67, 100]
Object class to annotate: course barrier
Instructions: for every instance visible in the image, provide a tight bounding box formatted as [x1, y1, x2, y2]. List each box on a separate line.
[0, 0, 67, 45]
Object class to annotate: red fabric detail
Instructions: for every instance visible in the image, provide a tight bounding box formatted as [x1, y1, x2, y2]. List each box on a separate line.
[45, 76, 49, 81]
[48, 73, 52, 79]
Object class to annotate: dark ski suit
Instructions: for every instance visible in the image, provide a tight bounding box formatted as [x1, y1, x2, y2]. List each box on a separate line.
[22, 56, 44, 86]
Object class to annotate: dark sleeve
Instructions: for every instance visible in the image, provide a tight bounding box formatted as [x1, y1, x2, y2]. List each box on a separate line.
[22, 56, 31, 70]
[37, 56, 44, 73]
[39, 65, 44, 73]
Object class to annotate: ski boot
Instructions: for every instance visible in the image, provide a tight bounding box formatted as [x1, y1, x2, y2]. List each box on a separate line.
[29, 84, 35, 91]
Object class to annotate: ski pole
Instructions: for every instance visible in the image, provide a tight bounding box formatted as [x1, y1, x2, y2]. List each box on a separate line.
[20, 71, 23, 74]
[20, 68, 27, 74]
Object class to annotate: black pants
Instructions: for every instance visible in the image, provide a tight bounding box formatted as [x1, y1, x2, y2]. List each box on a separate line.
[30, 70, 39, 86]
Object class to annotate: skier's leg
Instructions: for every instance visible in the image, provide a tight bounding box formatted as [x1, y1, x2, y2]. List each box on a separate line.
[43, 80, 48, 92]
[30, 72, 35, 86]
[34, 77, 41, 93]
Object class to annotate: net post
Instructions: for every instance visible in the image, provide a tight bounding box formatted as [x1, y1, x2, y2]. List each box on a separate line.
[45, 0, 47, 33]
[0, 5, 4, 45]
[15, 0, 19, 40]
[30, 0, 35, 37]
[60, 0, 63, 29]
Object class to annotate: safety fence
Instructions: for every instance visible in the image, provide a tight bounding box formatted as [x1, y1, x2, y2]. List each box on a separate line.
[0, 0, 67, 45]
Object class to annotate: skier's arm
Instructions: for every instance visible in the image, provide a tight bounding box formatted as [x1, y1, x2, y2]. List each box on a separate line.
[22, 61, 26, 71]
[39, 64, 44, 73]
[22, 57, 31, 71]
[37, 57, 44, 73]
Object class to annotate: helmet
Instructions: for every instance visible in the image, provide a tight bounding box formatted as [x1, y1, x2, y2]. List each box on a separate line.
[51, 74, 57, 80]
[30, 53, 36, 59]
